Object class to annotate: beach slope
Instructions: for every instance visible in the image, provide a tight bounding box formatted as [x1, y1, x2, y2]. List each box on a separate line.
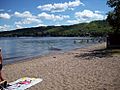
[3, 43, 120, 90]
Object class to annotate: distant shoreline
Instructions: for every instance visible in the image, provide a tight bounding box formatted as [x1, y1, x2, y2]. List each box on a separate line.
[0, 20, 110, 37]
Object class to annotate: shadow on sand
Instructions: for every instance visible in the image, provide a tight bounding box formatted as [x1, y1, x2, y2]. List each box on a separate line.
[75, 48, 120, 59]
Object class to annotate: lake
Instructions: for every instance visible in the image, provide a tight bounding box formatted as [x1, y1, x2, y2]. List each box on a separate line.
[0, 37, 101, 64]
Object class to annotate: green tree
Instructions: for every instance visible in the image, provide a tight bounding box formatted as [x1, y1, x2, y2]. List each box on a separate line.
[106, 0, 120, 33]
[106, 0, 120, 48]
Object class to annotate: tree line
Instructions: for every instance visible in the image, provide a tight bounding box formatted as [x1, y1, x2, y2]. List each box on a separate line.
[0, 20, 112, 37]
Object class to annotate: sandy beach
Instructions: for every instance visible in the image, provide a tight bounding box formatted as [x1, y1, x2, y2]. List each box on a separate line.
[2, 43, 120, 90]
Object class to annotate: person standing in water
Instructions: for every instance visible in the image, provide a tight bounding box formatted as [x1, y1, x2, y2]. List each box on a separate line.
[0, 48, 4, 82]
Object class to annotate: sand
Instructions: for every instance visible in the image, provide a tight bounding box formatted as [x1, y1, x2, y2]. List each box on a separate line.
[2, 43, 120, 90]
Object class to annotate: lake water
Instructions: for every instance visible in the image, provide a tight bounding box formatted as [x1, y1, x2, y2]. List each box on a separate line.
[0, 37, 100, 64]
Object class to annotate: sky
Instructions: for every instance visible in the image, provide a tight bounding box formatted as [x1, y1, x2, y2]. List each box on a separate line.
[0, 0, 111, 31]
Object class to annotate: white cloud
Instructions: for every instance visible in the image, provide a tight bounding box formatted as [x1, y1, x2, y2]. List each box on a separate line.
[23, 18, 41, 24]
[14, 21, 22, 25]
[15, 25, 24, 29]
[37, 0, 84, 12]
[34, 24, 47, 27]
[14, 11, 36, 18]
[54, 24, 61, 26]
[67, 20, 80, 24]
[15, 18, 42, 25]
[66, 10, 106, 25]
[38, 12, 69, 21]
[95, 10, 102, 14]
[0, 13, 11, 19]
[75, 10, 106, 23]
[14, 11, 42, 26]
[0, 24, 10, 31]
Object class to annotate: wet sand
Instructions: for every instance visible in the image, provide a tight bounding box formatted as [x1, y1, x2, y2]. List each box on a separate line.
[3, 43, 120, 90]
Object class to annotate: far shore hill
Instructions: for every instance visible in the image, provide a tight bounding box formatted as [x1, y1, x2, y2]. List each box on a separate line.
[0, 20, 112, 37]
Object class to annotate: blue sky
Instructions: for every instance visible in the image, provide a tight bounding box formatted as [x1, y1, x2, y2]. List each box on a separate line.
[0, 0, 111, 31]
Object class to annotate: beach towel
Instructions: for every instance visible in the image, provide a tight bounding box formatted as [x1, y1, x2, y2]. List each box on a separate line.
[5, 77, 42, 90]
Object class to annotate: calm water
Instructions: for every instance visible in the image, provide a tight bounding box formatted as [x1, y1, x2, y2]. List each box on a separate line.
[0, 37, 100, 64]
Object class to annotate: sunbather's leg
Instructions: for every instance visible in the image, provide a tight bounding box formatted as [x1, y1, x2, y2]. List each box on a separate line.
[0, 49, 4, 82]
[0, 71, 4, 82]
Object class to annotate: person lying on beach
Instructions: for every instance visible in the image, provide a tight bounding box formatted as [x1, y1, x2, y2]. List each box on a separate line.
[0, 48, 4, 82]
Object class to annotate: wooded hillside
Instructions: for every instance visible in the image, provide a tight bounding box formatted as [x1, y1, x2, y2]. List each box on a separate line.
[0, 20, 112, 37]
